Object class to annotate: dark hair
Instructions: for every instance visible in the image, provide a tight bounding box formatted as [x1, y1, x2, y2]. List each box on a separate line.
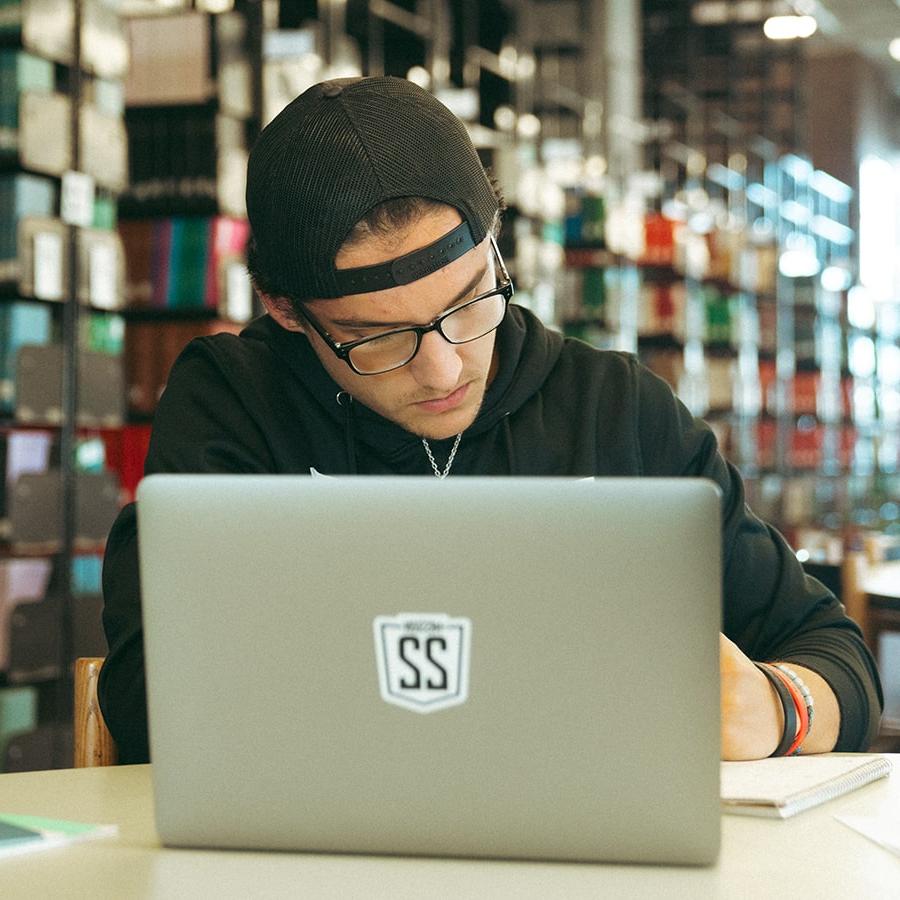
[249, 177, 506, 324]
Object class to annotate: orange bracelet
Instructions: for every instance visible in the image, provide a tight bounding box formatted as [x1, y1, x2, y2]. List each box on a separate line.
[766, 664, 809, 755]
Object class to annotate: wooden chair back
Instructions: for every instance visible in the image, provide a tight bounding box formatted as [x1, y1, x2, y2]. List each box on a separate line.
[842, 534, 900, 650]
[840, 550, 869, 633]
[73, 657, 117, 767]
[842, 537, 900, 747]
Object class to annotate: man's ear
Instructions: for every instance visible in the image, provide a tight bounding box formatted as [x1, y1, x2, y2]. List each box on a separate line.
[259, 293, 307, 334]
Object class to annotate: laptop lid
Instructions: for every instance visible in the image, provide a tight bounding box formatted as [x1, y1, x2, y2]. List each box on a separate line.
[137, 475, 722, 865]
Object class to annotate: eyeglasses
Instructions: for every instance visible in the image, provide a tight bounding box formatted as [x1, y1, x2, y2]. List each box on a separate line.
[299, 235, 514, 376]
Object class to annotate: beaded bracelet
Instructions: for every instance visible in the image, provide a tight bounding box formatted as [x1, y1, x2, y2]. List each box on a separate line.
[775, 663, 815, 735]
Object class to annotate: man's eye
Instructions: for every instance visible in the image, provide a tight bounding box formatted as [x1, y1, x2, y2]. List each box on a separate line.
[335, 325, 381, 340]
[365, 331, 409, 347]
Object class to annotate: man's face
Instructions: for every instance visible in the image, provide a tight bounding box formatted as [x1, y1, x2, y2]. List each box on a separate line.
[268, 207, 500, 440]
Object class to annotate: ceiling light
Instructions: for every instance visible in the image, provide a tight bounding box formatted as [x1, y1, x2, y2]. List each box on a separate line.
[516, 55, 536, 80]
[492, 105, 517, 132]
[584, 155, 607, 179]
[432, 59, 451, 83]
[196, 0, 233, 11]
[516, 114, 541, 139]
[406, 66, 431, 89]
[779, 249, 820, 278]
[859, 156, 898, 301]
[847, 286, 876, 330]
[820, 266, 852, 293]
[498, 46, 518, 79]
[779, 233, 820, 278]
[890, 38, 900, 62]
[763, 15, 817, 40]
[692, 1, 729, 25]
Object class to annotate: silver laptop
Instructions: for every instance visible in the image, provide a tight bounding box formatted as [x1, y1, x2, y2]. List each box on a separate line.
[136, 475, 722, 865]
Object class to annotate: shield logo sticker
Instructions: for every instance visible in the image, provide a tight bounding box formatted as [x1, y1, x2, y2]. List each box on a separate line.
[373, 613, 472, 713]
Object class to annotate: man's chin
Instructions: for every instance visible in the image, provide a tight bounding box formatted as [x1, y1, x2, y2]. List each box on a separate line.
[405, 404, 481, 441]
[409, 417, 473, 441]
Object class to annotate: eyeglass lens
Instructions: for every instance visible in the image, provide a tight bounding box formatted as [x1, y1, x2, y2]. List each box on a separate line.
[348, 291, 508, 375]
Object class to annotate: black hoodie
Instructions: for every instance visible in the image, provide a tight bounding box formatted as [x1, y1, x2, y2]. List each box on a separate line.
[99, 305, 883, 763]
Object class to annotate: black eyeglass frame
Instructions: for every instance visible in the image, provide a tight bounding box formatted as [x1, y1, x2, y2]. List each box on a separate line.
[298, 234, 515, 376]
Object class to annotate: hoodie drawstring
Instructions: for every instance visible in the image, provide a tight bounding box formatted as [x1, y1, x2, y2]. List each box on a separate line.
[502, 413, 517, 474]
[336, 391, 358, 474]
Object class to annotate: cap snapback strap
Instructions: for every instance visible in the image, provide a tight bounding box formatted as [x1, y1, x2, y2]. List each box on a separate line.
[331, 220, 476, 296]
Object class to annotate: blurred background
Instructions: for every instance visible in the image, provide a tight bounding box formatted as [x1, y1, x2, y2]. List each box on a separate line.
[0, 0, 898, 770]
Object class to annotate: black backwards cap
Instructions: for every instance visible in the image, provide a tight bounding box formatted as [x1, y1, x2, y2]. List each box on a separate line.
[246, 76, 500, 300]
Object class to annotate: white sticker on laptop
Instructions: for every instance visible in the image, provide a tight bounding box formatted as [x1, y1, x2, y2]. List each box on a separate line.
[373, 613, 471, 714]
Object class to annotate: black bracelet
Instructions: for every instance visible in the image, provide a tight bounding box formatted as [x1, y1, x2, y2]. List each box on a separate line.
[754, 662, 797, 757]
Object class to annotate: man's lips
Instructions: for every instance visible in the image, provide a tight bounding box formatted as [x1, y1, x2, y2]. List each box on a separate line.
[414, 382, 470, 413]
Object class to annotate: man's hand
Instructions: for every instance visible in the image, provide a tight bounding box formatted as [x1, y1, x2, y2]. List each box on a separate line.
[719, 633, 782, 760]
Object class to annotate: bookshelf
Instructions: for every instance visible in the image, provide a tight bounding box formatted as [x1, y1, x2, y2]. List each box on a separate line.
[557, 132, 900, 566]
[1, 0, 896, 770]
[0, 0, 264, 772]
[0, 0, 129, 771]
[117, 5, 261, 424]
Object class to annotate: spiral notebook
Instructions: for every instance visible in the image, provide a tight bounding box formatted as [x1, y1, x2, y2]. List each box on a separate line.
[721, 755, 892, 819]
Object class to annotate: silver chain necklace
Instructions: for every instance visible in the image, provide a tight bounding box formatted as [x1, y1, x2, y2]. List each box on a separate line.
[422, 433, 462, 479]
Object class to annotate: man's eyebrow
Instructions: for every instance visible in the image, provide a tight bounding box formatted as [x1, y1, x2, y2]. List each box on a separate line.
[328, 262, 490, 329]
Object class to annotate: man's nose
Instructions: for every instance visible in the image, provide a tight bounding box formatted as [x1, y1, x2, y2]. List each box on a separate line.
[408, 329, 463, 390]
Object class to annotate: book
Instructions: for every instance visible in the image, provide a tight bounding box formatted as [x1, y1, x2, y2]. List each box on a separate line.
[0, 557, 53, 672]
[0, 685, 37, 760]
[0, 301, 52, 415]
[151, 218, 173, 308]
[165, 216, 185, 308]
[721, 754, 892, 819]
[0, 813, 117, 860]
[118, 219, 154, 305]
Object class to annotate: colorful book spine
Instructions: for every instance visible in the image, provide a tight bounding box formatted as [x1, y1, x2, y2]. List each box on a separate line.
[0, 173, 56, 263]
[118, 219, 153, 305]
[92, 195, 117, 230]
[0, 685, 38, 759]
[0, 557, 53, 673]
[179, 216, 210, 308]
[0, 49, 53, 138]
[165, 217, 185, 308]
[99, 423, 151, 504]
[79, 312, 124, 356]
[0, 301, 52, 415]
[151, 218, 173, 307]
[205, 216, 249, 311]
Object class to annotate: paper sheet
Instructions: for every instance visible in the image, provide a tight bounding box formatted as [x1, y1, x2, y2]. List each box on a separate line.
[836, 812, 900, 858]
[0, 813, 117, 860]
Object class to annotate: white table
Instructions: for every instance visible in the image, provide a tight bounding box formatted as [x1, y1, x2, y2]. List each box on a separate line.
[1, 757, 899, 899]
[863, 560, 900, 600]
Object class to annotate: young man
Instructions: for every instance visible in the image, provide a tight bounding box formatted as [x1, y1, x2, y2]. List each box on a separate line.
[99, 76, 882, 765]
